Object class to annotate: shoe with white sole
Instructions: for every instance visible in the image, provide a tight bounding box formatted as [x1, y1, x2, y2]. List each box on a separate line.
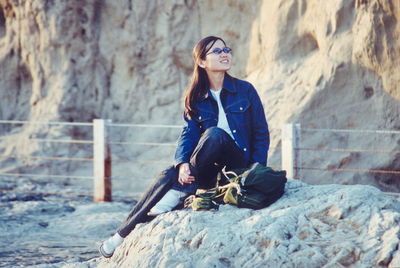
[148, 189, 188, 216]
[99, 232, 124, 258]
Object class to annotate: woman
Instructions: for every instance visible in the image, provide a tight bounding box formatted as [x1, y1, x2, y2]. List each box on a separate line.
[99, 36, 270, 258]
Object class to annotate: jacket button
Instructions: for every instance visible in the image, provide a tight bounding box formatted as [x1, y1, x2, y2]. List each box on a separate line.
[232, 129, 236, 133]
[243, 148, 247, 151]
[199, 116, 202, 120]
[240, 107, 243, 110]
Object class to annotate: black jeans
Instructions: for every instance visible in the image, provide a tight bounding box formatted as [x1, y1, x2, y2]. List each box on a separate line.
[117, 127, 248, 238]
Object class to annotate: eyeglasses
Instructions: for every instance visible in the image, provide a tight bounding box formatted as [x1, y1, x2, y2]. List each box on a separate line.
[206, 47, 232, 55]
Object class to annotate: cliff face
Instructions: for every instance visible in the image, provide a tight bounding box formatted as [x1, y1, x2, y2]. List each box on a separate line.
[0, 0, 399, 192]
[248, 0, 400, 188]
[0, 0, 107, 124]
[245, 0, 400, 191]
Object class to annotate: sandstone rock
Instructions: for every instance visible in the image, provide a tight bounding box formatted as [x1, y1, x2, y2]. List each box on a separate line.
[91, 180, 400, 268]
[246, 0, 400, 192]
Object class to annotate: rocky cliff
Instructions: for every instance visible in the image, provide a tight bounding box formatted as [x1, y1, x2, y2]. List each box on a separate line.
[0, 0, 399, 193]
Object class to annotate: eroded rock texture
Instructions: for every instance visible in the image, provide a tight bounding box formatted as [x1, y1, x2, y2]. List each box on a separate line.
[93, 180, 400, 268]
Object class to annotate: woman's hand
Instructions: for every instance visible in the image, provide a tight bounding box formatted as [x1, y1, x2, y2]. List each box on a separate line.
[178, 163, 196, 185]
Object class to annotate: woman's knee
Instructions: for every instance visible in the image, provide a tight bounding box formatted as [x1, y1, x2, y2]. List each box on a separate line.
[155, 165, 178, 185]
[203, 127, 229, 140]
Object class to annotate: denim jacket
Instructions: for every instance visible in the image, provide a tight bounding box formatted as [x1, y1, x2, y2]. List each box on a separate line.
[174, 74, 270, 168]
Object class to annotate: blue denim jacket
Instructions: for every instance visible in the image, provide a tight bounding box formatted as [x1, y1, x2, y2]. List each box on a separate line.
[174, 74, 270, 168]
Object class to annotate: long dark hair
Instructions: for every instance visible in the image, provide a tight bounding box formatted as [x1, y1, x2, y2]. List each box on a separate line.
[184, 36, 227, 119]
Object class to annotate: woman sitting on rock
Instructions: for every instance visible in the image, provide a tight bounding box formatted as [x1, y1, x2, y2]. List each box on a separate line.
[99, 35, 270, 258]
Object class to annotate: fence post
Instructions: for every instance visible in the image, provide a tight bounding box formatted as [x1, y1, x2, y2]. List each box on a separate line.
[282, 123, 301, 179]
[93, 119, 112, 202]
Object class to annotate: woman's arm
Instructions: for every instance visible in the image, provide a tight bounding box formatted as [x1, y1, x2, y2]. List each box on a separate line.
[249, 85, 270, 166]
[174, 111, 201, 169]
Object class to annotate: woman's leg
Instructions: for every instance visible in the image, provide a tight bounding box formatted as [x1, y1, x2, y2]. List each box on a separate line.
[100, 166, 181, 258]
[116, 165, 177, 237]
[173, 127, 248, 191]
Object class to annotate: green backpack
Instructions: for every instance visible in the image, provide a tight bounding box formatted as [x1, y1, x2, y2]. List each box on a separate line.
[185, 163, 287, 210]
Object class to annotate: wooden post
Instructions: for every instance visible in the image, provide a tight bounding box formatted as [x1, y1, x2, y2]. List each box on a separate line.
[93, 119, 112, 202]
[282, 123, 301, 179]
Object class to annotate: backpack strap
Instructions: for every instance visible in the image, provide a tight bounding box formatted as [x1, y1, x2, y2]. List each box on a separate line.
[218, 181, 242, 195]
[221, 166, 240, 183]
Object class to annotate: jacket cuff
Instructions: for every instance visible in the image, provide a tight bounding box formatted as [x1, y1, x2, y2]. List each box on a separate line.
[174, 158, 189, 169]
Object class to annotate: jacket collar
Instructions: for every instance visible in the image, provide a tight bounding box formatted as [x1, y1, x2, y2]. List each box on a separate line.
[199, 74, 237, 101]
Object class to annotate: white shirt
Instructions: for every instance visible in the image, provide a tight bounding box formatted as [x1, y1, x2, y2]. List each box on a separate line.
[210, 89, 235, 140]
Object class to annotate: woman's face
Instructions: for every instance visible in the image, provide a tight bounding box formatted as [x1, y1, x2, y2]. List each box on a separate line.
[198, 39, 232, 73]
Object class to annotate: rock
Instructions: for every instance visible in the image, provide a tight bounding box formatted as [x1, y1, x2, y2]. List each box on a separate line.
[390, 249, 400, 268]
[92, 180, 400, 268]
[38, 221, 49, 228]
[1, 192, 46, 202]
[246, 0, 400, 192]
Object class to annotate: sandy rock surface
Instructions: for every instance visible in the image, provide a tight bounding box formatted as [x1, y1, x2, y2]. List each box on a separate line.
[1, 178, 397, 268]
[74, 180, 400, 268]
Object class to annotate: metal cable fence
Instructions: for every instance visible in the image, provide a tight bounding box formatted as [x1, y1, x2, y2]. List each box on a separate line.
[0, 120, 399, 200]
[297, 127, 400, 175]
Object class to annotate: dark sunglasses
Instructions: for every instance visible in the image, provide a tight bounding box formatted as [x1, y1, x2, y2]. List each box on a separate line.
[206, 47, 232, 55]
